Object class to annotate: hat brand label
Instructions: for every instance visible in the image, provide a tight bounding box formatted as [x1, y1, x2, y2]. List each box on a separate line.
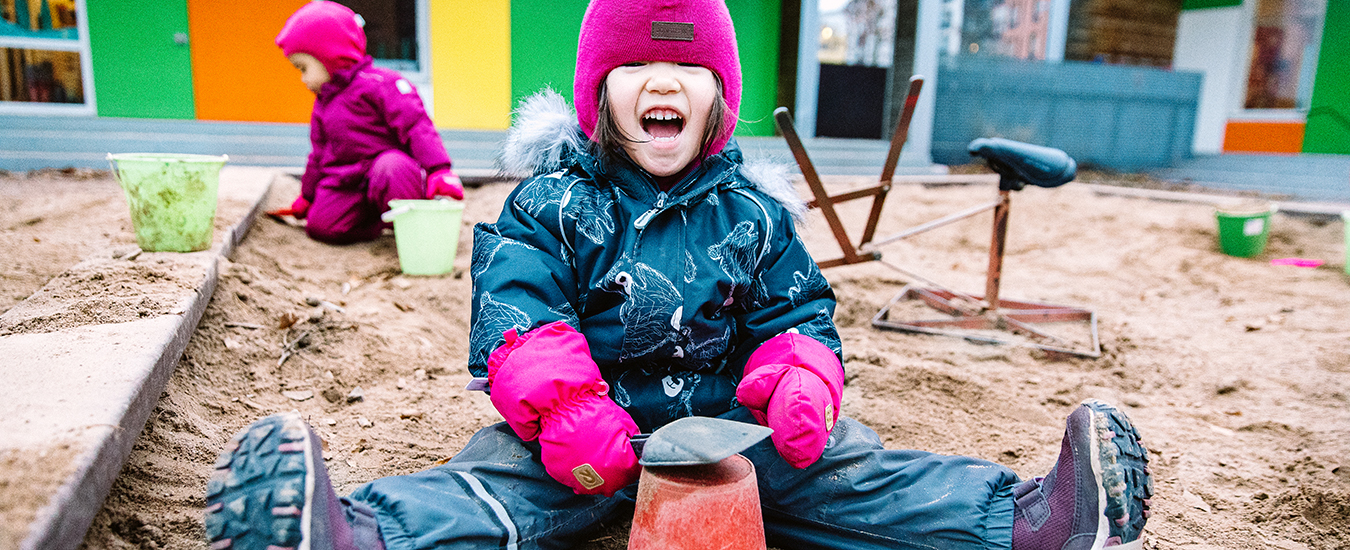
[651, 21, 694, 41]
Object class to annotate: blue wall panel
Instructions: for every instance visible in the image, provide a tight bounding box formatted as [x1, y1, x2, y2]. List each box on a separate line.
[934, 57, 1202, 172]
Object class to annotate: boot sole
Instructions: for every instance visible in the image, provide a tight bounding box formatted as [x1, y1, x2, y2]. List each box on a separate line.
[1083, 399, 1152, 550]
[204, 412, 317, 550]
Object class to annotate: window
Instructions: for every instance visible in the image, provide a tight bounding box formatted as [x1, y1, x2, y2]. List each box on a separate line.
[818, 0, 896, 67]
[1243, 0, 1325, 110]
[959, 0, 1049, 61]
[1064, 0, 1180, 67]
[335, 0, 426, 75]
[1, 0, 90, 109]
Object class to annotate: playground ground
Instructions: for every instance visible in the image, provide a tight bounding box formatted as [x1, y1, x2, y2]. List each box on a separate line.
[1, 167, 1347, 550]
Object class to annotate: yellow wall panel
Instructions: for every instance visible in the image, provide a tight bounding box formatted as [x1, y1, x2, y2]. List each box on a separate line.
[190, 0, 312, 123]
[431, 1, 511, 129]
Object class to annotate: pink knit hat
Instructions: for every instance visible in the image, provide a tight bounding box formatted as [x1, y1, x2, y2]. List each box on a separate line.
[276, 1, 367, 73]
[574, 0, 742, 156]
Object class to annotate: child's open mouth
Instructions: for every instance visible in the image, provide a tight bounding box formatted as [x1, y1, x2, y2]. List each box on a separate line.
[642, 109, 685, 142]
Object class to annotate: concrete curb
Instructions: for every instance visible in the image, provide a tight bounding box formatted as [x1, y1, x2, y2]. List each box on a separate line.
[0, 166, 278, 550]
[1083, 183, 1350, 219]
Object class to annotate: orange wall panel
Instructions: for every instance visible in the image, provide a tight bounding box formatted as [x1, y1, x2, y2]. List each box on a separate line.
[189, 0, 312, 122]
[1222, 121, 1306, 154]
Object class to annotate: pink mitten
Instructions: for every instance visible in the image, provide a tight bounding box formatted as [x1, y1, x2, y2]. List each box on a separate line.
[487, 321, 640, 496]
[735, 333, 844, 469]
[426, 168, 464, 200]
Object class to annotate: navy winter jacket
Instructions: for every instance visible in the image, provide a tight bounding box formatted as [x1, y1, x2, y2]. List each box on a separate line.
[468, 92, 841, 432]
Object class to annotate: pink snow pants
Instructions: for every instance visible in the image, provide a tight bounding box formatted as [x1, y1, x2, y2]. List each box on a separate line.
[306, 149, 424, 244]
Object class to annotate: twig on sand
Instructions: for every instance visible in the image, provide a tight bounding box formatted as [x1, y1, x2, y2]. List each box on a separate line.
[278, 328, 312, 367]
[342, 267, 400, 295]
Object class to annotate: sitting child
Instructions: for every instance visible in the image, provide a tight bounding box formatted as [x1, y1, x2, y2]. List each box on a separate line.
[204, 1, 1153, 549]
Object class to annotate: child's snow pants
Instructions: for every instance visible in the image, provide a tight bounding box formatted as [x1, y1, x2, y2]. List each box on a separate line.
[345, 406, 1020, 550]
[306, 149, 425, 244]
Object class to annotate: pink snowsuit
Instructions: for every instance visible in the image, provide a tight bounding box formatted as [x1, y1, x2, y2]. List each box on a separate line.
[299, 56, 452, 244]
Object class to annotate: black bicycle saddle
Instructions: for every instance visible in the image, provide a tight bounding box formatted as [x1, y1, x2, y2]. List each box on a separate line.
[967, 137, 1076, 191]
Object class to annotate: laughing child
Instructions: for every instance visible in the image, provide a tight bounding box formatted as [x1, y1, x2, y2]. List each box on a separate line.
[204, 1, 1153, 548]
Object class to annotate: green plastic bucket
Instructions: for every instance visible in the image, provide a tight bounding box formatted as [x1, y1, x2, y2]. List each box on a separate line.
[109, 153, 228, 252]
[382, 199, 465, 275]
[1215, 201, 1275, 258]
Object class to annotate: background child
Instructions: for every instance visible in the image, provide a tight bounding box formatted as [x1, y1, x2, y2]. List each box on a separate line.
[271, 1, 463, 244]
[205, 1, 1151, 549]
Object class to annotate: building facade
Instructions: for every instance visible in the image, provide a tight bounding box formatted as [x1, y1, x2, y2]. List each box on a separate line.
[0, 0, 783, 137]
[932, 0, 1345, 155]
[2, 0, 1346, 158]
[1173, 0, 1346, 155]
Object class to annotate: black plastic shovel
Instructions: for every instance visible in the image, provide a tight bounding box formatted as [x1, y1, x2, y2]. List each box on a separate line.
[629, 416, 772, 467]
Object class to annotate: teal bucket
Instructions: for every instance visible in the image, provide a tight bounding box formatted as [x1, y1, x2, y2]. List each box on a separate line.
[108, 153, 228, 252]
[381, 199, 465, 275]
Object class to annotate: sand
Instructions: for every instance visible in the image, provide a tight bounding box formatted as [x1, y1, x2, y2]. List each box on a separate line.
[1, 167, 1347, 550]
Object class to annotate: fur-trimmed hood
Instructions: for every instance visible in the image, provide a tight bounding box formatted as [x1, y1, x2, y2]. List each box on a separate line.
[498, 89, 806, 223]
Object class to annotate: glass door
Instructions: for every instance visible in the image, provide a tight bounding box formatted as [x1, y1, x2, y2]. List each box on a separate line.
[816, 0, 896, 138]
[0, 0, 92, 113]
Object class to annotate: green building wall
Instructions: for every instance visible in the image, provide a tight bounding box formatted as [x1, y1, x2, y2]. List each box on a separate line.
[509, 0, 589, 109]
[726, 0, 781, 137]
[1303, 0, 1349, 154]
[509, 0, 781, 137]
[86, 0, 196, 119]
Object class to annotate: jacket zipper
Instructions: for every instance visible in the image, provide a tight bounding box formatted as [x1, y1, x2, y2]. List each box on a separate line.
[633, 192, 667, 230]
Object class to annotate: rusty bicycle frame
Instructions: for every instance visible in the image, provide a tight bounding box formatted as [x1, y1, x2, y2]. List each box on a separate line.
[773, 76, 1101, 358]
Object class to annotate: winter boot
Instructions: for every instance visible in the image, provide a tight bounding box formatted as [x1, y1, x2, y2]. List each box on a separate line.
[1012, 399, 1152, 550]
[205, 412, 384, 550]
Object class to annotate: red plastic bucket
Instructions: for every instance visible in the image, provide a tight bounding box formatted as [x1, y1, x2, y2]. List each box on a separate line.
[628, 454, 765, 550]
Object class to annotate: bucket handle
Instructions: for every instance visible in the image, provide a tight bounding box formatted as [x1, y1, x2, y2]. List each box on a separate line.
[382, 197, 459, 223]
[106, 153, 122, 187]
[381, 205, 413, 223]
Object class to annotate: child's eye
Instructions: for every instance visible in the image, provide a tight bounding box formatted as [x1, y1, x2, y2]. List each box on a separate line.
[622, 62, 647, 67]
[677, 63, 701, 67]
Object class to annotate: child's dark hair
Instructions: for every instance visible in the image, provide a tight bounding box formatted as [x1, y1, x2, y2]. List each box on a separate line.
[593, 76, 727, 163]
